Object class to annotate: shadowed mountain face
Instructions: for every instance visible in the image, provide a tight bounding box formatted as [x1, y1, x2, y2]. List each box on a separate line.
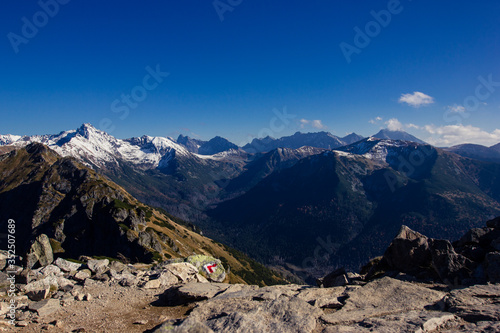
[444, 143, 500, 163]
[207, 139, 500, 278]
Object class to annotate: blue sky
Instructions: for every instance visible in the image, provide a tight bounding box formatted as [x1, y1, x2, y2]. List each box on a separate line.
[1, 0, 499, 146]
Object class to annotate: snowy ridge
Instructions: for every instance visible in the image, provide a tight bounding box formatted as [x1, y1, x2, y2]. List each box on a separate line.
[0, 134, 22, 145]
[335, 138, 418, 162]
[0, 124, 198, 169]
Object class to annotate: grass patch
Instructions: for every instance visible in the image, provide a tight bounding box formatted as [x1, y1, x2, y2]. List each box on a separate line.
[118, 223, 130, 232]
[113, 199, 134, 210]
[49, 238, 65, 254]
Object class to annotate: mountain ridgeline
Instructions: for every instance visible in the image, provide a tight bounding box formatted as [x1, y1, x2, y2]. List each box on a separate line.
[1, 124, 500, 281]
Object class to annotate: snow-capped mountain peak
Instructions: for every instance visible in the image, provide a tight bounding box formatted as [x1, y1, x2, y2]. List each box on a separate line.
[0, 134, 22, 145]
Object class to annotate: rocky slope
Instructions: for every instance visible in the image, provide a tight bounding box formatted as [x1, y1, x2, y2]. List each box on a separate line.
[1, 217, 499, 332]
[0, 143, 284, 286]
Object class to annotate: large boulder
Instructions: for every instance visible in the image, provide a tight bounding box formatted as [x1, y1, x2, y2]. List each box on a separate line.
[381, 225, 478, 284]
[186, 293, 322, 333]
[186, 255, 226, 283]
[25, 234, 53, 269]
[316, 267, 349, 288]
[382, 226, 432, 276]
[87, 259, 110, 275]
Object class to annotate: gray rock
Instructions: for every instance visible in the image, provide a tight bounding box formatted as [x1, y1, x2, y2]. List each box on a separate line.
[166, 262, 199, 282]
[154, 317, 214, 333]
[26, 288, 50, 301]
[109, 261, 127, 273]
[161, 282, 233, 305]
[158, 270, 179, 286]
[73, 269, 91, 281]
[383, 226, 431, 276]
[321, 277, 446, 325]
[118, 272, 140, 287]
[189, 295, 322, 333]
[87, 259, 109, 275]
[455, 228, 491, 247]
[24, 276, 58, 293]
[143, 278, 162, 289]
[323, 311, 458, 333]
[317, 267, 349, 288]
[28, 298, 61, 317]
[429, 239, 474, 284]
[25, 234, 54, 269]
[186, 255, 226, 283]
[0, 251, 7, 271]
[445, 283, 500, 322]
[54, 258, 82, 272]
[39, 264, 62, 277]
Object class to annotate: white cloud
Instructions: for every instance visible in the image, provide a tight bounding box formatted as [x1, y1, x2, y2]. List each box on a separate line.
[424, 124, 500, 146]
[406, 123, 420, 130]
[369, 116, 383, 124]
[447, 104, 466, 114]
[300, 119, 327, 130]
[399, 92, 435, 108]
[385, 118, 403, 131]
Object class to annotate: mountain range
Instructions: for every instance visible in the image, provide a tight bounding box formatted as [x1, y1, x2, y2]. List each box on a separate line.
[1, 123, 500, 281]
[0, 143, 284, 285]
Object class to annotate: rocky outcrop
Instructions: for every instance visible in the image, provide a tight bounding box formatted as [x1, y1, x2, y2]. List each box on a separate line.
[367, 217, 500, 286]
[153, 276, 500, 333]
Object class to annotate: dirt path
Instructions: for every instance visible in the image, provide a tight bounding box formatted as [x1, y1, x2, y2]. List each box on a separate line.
[8, 283, 193, 333]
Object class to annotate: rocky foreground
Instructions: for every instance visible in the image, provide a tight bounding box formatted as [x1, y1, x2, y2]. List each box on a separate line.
[1, 218, 500, 332]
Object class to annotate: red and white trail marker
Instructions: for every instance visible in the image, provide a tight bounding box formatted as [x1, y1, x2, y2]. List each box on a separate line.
[203, 263, 218, 274]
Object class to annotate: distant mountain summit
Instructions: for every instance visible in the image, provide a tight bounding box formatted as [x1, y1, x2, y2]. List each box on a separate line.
[198, 136, 239, 155]
[372, 129, 426, 144]
[242, 131, 363, 153]
[341, 133, 365, 144]
[176, 135, 206, 153]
